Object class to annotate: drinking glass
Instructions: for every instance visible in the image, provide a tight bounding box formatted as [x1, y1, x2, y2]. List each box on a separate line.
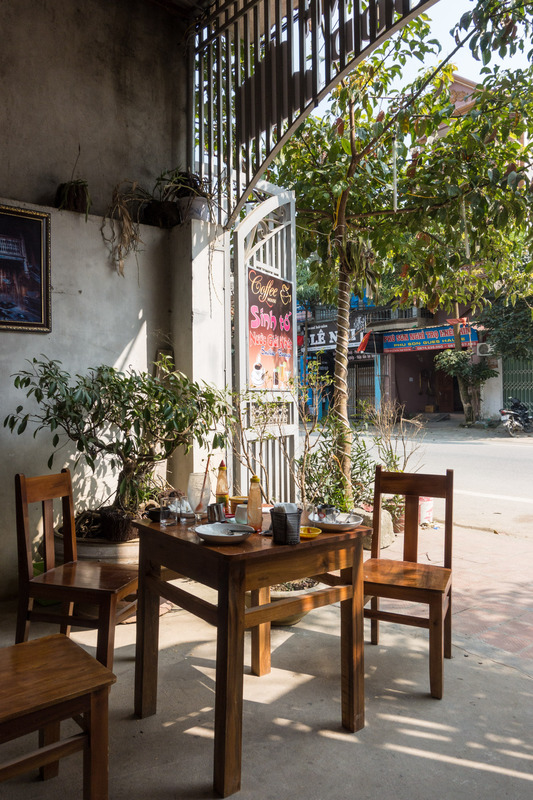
[187, 472, 211, 526]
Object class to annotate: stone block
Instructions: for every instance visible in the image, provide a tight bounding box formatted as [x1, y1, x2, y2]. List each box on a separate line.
[354, 507, 395, 550]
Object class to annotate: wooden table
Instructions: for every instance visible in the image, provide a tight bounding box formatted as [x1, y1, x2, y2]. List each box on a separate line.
[133, 520, 367, 797]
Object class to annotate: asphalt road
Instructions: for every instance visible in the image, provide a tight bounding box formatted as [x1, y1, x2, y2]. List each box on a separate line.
[404, 420, 533, 539]
[301, 415, 533, 538]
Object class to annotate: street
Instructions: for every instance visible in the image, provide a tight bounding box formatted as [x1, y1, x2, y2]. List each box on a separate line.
[402, 422, 533, 539]
[300, 417, 533, 538]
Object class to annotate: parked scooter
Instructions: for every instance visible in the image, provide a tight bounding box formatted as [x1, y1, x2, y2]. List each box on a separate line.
[499, 397, 533, 436]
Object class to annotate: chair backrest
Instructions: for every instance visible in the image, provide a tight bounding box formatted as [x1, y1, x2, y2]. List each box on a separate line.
[15, 469, 77, 583]
[371, 465, 453, 567]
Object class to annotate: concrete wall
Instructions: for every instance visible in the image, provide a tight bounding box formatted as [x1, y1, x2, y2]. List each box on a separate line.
[0, 1, 232, 598]
[0, 199, 173, 596]
[0, 0, 187, 215]
[169, 221, 232, 494]
[481, 359, 503, 418]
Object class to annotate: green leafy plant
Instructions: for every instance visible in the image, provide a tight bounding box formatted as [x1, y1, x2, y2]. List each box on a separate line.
[434, 349, 498, 423]
[298, 412, 376, 511]
[152, 168, 209, 202]
[4, 356, 228, 518]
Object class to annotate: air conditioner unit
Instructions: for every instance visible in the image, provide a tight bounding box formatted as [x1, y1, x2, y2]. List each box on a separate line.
[477, 342, 495, 356]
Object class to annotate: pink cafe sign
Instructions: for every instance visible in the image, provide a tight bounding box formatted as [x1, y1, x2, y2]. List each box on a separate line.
[383, 324, 478, 353]
[248, 268, 294, 390]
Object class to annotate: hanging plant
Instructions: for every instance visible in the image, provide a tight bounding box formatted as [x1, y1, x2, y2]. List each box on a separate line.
[54, 145, 92, 220]
[101, 181, 150, 276]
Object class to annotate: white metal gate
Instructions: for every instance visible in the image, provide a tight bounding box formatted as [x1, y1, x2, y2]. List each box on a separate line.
[233, 181, 298, 503]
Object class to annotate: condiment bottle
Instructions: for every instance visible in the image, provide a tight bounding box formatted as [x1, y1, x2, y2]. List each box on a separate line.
[247, 475, 263, 531]
[215, 459, 230, 514]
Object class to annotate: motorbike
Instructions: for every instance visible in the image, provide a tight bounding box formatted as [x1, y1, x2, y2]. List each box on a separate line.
[499, 397, 533, 436]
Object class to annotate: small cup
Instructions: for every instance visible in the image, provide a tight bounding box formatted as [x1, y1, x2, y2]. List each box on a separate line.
[207, 502, 226, 523]
[160, 495, 177, 527]
[235, 504, 248, 525]
[324, 506, 338, 523]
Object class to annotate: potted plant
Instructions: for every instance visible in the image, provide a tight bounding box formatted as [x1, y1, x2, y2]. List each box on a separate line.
[55, 178, 91, 219]
[144, 168, 212, 225]
[4, 355, 228, 545]
[54, 147, 92, 220]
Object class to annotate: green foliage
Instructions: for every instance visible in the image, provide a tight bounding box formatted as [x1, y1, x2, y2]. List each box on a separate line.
[296, 413, 375, 511]
[434, 349, 498, 386]
[479, 296, 533, 360]
[296, 259, 323, 311]
[4, 356, 228, 513]
[270, 4, 533, 313]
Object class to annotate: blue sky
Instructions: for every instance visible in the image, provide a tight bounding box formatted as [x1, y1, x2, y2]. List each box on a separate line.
[421, 0, 530, 81]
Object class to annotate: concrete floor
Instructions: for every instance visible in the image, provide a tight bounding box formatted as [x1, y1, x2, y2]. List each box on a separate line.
[1, 523, 532, 800]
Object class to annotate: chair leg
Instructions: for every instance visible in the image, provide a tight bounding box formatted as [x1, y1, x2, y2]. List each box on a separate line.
[444, 590, 452, 660]
[60, 601, 75, 637]
[370, 596, 379, 645]
[83, 687, 110, 800]
[15, 592, 32, 643]
[39, 721, 61, 780]
[429, 598, 444, 699]
[95, 595, 117, 670]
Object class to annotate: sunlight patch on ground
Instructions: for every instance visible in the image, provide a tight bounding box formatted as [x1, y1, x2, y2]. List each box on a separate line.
[486, 733, 533, 749]
[381, 744, 533, 781]
[162, 707, 213, 728]
[399, 729, 452, 743]
[498, 750, 533, 762]
[378, 713, 458, 732]
[272, 718, 313, 733]
[184, 726, 215, 739]
[318, 729, 364, 743]
[191, 662, 314, 704]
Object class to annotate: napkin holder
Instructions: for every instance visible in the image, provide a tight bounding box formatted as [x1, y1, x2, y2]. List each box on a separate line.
[270, 506, 302, 545]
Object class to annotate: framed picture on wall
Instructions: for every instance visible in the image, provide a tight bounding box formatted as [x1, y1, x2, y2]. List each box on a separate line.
[0, 204, 51, 332]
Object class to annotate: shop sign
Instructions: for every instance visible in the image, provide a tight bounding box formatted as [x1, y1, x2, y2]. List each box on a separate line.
[306, 315, 365, 352]
[382, 324, 478, 353]
[248, 268, 294, 390]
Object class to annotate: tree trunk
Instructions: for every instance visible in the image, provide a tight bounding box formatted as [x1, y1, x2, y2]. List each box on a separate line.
[452, 303, 475, 424]
[333, 264, 353, 505]
[456, 376, 474, 424]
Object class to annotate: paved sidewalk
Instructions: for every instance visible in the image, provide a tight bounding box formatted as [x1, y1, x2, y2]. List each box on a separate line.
[383, 523, 533, 676]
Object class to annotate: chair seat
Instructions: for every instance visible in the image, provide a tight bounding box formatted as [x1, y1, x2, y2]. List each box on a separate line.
[0, 634, 115, 797]
[364, 558, 452, 595]
[30, 561, 138, 596]
[0, 634, 115, 729]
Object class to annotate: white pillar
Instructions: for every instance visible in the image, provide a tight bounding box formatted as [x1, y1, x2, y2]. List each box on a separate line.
[168, 220, 231, 493]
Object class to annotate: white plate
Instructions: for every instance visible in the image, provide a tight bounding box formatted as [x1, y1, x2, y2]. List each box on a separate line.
[309, 512, 363, 532]
[194, 522, 254, 544]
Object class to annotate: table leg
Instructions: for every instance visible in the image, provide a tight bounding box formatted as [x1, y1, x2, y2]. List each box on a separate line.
[340, 540, 365, 732]
[250, 585, 271, 676]
[214, 562, 245, 797]
[134, 547, 161, 718]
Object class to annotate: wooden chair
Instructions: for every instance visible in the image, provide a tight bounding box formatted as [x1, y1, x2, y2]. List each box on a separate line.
[0, 634, 115, 799]
[15, 469, 138, 670]
[363, 466, 453, 699]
